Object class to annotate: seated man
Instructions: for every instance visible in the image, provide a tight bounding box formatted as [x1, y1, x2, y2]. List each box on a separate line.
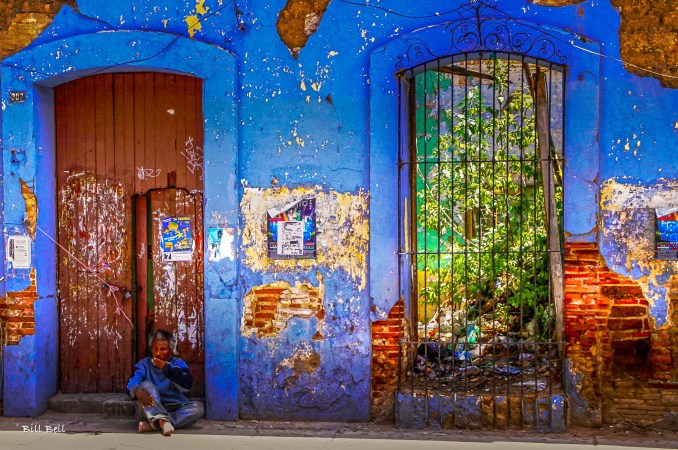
[127, 329, 204, 436]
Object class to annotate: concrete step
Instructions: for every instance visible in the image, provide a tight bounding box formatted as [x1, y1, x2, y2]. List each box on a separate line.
[48, 393, 136, 418]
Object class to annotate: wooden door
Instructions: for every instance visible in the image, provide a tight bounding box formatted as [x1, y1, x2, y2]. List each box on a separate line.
[136, 189, 205, 396]
[55, 72, 204, 393]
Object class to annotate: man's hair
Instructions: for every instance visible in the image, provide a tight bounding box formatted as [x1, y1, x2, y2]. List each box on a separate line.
[149, 329, 177, 352]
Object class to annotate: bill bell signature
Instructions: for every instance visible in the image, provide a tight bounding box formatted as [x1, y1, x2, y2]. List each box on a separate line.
[21, 423, 66, 433]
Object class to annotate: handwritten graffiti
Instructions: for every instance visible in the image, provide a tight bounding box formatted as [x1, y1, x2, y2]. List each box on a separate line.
[137, 167, 161, 180]
[182, 137, 204, 180]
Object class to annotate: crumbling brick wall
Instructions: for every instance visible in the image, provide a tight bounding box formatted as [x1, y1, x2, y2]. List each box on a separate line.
[565, 242, 678, 424]
[0, 0, 75, 60]
[371, 299, 407, 422]
[0, 269, 38, 345]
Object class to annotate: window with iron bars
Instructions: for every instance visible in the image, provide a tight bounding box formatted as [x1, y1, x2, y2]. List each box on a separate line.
[399, 52, 565, 425]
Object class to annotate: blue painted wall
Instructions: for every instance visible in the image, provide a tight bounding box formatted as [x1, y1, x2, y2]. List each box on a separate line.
[1, 0, 677, 422]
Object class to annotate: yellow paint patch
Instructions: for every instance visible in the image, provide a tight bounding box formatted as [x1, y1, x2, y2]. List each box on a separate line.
[185, 15, 201, 37]
[241, 187, 370, 291]
[196, 0, 209, 15]
[20, 179, 37, 239]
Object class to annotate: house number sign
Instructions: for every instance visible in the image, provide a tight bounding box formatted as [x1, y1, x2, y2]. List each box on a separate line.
[9, 91, 26, 103]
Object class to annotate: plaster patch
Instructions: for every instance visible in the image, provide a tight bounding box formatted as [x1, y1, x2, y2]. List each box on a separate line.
[20, 179, 37, 239]
[241, 187, 369, 290]
[241, 274, 325, 338]
[276, 0, 332, 59]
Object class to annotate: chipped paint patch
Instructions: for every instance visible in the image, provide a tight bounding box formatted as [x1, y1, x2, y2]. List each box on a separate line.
[20, 179, 37, 239]
[185, 0, 209, 38]
[241, 187, 369, 290]
[600, 179, 678, 327]
[242, 274, 325, 338]
[276, 343, 321, 388]
[185, 15, 201, 38]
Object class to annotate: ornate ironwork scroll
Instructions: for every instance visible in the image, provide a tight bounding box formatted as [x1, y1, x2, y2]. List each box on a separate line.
[395, 0, 568, 71]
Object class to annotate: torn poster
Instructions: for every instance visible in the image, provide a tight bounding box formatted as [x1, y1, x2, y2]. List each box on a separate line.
[656, 209, 678, 260]
[267, 195, 316, 259]
[161, 216, 193, 262]
[208, 227, 235, 262]
[6, 235, 31, 269]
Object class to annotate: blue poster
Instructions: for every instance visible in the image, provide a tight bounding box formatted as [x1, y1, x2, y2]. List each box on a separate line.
[161, 216, 193, 262]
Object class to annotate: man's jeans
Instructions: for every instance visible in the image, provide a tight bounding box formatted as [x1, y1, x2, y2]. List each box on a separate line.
[135, 381, 204, 428]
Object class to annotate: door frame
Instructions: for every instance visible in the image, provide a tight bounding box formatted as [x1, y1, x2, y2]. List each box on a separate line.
[1, 26, 238, 418]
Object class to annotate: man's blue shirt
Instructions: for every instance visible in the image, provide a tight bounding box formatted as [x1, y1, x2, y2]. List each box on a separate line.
[127, 357, 193, 404]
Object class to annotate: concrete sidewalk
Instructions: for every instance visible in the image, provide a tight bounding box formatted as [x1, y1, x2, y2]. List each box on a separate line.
[0, 430, 674, 450]
[0, 411, 677, 449]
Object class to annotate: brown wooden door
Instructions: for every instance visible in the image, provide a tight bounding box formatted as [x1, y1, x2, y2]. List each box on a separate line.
[136, 189, 205, 396]
[55, 72, 204, 393]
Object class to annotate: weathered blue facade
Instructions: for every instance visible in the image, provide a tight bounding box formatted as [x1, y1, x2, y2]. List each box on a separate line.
[1, 0, 678, 426]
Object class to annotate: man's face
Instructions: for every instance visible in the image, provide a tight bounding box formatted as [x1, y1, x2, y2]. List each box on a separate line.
[152, 338, 171, 361]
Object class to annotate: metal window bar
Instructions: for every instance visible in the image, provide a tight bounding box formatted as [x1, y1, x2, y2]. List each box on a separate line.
[399, 52, 565, 430]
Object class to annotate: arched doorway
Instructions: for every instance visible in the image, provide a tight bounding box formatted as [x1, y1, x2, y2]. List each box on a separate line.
[54, 72, 205, 395]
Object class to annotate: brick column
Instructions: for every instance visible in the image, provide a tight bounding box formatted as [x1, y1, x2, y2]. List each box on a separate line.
[371, 299, 406, 422]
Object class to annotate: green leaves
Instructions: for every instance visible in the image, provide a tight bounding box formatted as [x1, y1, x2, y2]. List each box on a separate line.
[415, 59, 561, 337]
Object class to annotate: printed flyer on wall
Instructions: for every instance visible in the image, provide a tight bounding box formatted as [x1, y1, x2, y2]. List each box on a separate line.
[656, 208, 678, 260]
[266, 195, 317, 260]
[161, 216, 193, 262]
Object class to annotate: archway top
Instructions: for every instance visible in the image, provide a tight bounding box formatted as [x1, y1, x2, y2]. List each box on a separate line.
[3, 27, 234, 87]
[371, 2, 599, 74]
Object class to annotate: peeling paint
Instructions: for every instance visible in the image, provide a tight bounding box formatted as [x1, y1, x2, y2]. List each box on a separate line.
[19, 179, 37, 239]
[241, 187, 369, 291]
[276, 344, 321, 388]
[600, 179, 678, 328]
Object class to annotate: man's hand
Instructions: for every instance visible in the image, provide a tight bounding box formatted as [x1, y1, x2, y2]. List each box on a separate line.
[151, 357, 166, 370]
[135, 389, 155, 407]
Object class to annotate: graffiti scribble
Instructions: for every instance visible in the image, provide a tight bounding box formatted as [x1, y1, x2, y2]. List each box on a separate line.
[137, 167, 161, 180]
[182, 137, 204, 180]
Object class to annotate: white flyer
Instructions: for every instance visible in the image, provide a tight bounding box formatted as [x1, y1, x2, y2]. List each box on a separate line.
[7, 236, 31, 269]
[277, 221, 304, 256]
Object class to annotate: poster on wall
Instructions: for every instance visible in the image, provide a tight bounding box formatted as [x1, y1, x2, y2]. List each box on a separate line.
[267, 195, 316, 259]
[655, 208, 678, 260]
[208, 227, 235, 262]
[6, 235, 31, 269]
[161, 216, 193, 262]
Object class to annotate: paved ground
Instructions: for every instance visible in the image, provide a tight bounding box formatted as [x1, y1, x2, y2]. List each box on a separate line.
[0, 412, 677, 449]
